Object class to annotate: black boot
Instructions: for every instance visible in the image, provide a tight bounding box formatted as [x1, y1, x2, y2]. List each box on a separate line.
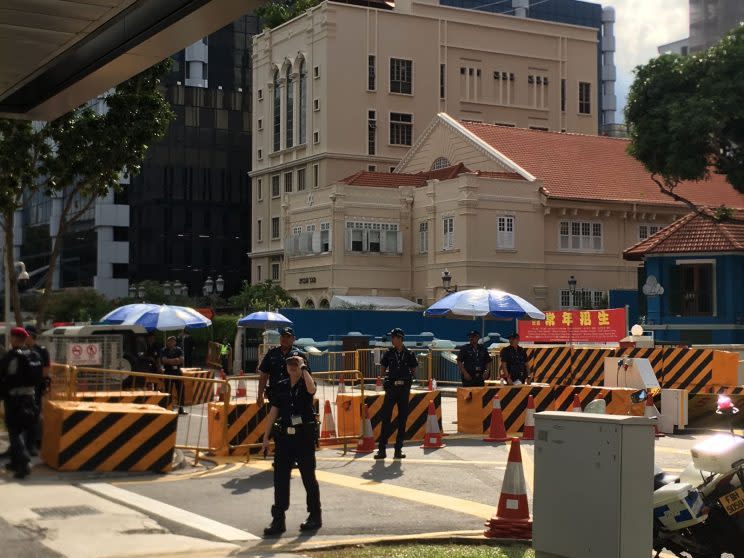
[263, 507, 286, 537]
[300, 511, 322, 531]
[373, 447, 386, 460]
[394, 447, 406, 459]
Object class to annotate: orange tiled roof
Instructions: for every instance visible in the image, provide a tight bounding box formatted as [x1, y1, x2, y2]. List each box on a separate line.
[458, 121, 744, 208]
[341, 171, 428, 188]
[623, 210, 744, 260]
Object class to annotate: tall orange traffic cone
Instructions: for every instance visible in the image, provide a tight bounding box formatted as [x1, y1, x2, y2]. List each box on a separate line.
[427, 378, 433, 391]
[484, 395, 509, 443]
[338, 376, 346, 394]
[420, 401, 445, 449]
[235, 372, 247, 398]
[375, 376, 383, 392]
[645, 396, 664, 438]
[484, 438, 532, 539]
[320, 400, 338, 445]
[356, 404, 376, 454]
[522, 395, 535, 441]
[571, 394, 582, 413]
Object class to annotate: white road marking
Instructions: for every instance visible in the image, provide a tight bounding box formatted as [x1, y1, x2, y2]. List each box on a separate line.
[81, 482, 259, 542]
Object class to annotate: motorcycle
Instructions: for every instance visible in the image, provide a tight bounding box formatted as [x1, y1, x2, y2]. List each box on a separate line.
[653, 395, 744, 557]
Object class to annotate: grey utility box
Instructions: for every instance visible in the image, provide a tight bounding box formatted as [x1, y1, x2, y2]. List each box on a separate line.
[533, 412, 653, 558]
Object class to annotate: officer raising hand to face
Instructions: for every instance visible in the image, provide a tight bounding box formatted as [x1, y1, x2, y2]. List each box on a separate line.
[257, 327, 309, 404]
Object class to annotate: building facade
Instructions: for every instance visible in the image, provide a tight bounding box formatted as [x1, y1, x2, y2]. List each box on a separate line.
[659, 0, 744, 56]
[278, 114, 744, 310]
[250, 0, 600, 284]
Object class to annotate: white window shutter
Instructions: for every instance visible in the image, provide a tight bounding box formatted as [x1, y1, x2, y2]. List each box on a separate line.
[396, 230, 403, 253]
[312, 230, 321, 253]
[345, 229, 352, 251]
[327, 228, 332, 251]
[379, 230, 387, 253]
[363, 229, 370, 252]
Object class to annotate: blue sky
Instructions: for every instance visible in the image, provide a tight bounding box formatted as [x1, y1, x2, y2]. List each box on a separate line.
[609, 0, 689, 120]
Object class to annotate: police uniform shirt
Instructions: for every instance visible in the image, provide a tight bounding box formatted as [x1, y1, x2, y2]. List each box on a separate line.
[32, 344, 50, 369]
[380, 346, 418, 380]
[0, 348, 37, 396]
[456, 343, 493, 376]
[500, 345, 529, 380]
[161, 346, 184, 374]
[259, 346, 309, 386]
[271, 376, 316, 426]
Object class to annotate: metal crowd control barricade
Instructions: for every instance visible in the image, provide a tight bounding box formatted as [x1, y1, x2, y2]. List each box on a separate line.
[306, 351, 358, 373]
[64, 365, 231, 465]
[48, 363, 75, 400]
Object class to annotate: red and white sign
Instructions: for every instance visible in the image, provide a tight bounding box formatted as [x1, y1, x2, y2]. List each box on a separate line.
[67, 342, 102, 365]
[518, 308, 627, 343]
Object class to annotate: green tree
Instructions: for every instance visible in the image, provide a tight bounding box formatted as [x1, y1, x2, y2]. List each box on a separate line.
[0, 120, 49, 325]
[625, 24, 744, 215]
[256, 0, 321, 29]
[229, 280, 298, 312]
[44, 288, 115, 323]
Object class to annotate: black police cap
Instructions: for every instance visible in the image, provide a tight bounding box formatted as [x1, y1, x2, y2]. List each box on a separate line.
[508, 332, 520, 339]
[278, 326, 295, 336]
[468, 329, 480, 337]
[389, 327, 405, 338]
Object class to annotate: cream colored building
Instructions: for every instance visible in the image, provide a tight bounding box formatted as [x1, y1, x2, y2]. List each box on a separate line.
[280, 114, 744, 309]
[250, 0, 601, 282]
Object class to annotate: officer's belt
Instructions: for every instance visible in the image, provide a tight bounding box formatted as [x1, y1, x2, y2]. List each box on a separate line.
[8, 387, 35, 396]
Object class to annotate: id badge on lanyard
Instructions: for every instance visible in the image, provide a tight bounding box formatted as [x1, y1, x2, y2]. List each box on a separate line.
[289, 383, 302, 426]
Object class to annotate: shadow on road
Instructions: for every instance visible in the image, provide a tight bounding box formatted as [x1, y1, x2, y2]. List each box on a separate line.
[222, 469, 274, 494]
[361, 460, 403, 481]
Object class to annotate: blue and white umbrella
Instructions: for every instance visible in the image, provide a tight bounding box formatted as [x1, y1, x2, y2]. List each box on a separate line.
[424, 288, 545, 321]
[237, 311, 292, 329]
[100, 303, 159, 324]
[115, 305, 212, 332]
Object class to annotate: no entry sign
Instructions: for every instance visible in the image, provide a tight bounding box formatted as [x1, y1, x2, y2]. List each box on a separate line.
[67, 342, 102, 365]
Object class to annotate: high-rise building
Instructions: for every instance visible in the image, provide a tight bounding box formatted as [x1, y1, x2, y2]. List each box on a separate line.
[659, 1, 744, 56]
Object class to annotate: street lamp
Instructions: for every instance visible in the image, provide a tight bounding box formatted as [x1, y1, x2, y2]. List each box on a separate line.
[163, 281, 172, 296]
[203, 276, 214, 297]
[4, 260, 30, 349]
[215, 275, 224, 295]
[137, 285, 145, 299]
[172, 280, 183, 297]
[441, 268, 457, 294]
[128, 284, 137, 298]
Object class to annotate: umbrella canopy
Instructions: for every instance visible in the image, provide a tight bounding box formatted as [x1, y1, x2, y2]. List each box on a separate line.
[237, 311, 292, 329]
[100, 303, 159, 324]
[114, 305, 212, 331]
[424, 288, 545, 321]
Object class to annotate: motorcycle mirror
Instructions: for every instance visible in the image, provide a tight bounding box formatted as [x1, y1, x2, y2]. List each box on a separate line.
[631, 389, 648, 404]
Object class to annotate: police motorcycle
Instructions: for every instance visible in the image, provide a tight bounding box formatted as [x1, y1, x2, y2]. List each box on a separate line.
[653, 394, 744, 558]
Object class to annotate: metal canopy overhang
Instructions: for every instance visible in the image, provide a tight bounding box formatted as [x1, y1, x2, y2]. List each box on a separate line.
[0, 0, 260, 121]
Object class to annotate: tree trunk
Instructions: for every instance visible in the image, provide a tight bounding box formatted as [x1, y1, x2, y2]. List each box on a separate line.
[35, 217, 65, 327]
[2, 210, 22, 326]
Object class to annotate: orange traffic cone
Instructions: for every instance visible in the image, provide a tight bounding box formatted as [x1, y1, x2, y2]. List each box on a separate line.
[356, 405, 376, 453]
[645, 396, 665, 438]
[484, 395, 509, 443]
[235, 372, 247, 398]
[484, 438, 532, 539]
[420, 401, 445, 449]
[375, 376, 383, 392]
[571, 394, 582, 413]
[320, 400, 338, 445]
[215, 369, 227, 402]
[427, 378, 433, 391]
[338, 376, 346, 394]
[522, 395, 535, 441]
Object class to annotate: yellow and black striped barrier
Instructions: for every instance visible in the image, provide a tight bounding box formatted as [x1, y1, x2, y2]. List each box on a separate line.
[571, 348, 613, 386]
[659, 347, 713, 393]
[75, 391, 170, 409]
[551, 385, 643, 415]
[181, 369, 215, 406]
[42, 401, 177, 473]
[527, 347, 572, 385]
[457, 385, 553, 435]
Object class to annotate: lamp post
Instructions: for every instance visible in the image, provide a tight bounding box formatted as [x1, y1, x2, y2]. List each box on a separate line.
[4, 260, 30, 349]
[441, 268, 457, 294]
[128, 284, 137, 298]
[215, 275, 224, 296]
[203, 276, 214, 297]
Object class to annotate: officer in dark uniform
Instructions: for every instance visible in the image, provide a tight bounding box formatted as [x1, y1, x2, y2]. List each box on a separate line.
[161, 336, 187, 415]
[261, 355, 321, 536]
[456, 329, 493, 387]
[257, 327, 309, 404]
[0, 328, 42, 478]
[375, 328, 418, 460]
[24, 326, 50, 454]
[500, 332, 531, 385]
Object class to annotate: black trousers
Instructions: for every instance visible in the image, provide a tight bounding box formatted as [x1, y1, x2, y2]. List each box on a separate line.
[5, 395, 35, 471]
[164, 371, 185, 409]
[378, 386, 410, 451]
[273, 427, 321, 517]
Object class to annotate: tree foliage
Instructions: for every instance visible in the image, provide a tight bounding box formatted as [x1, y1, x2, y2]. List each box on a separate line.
[43, 288, 115, 323]
[256, 0, 321, 29]
[229, 280, 298, 312]
[625, 24, 744, 213]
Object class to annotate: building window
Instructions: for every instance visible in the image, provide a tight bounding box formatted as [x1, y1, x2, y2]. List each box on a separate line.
[389, 166, 396, 173]
[271, 175, 280, 198]
[670, 262, 714, 317]
[257, 178, 263, 201]
[257, 118, 263, 130]
[297, 168, 306, 191]
[257, 148, 263, 160]
[313, 99, 320, 111]
[443, 217, 454, 250]
[313, 65, 320, 78]
[559, 289, 607, 310]
[320, 222, 331, 252]
[273, 70, 281, 151]
[561, 78, 566, 112]
[285, 67, 294, 148]
[368, 165, 376, 171]
[368, 55, 376, 90]
[271, 217, 280, 239]
[257, 89, 263, 101]
[313, 131, 320, 144]
[579, 81, 591, 114]
[496, 216, 514, 249]
[639, 224, 661, 241]
[257, 219, 263, 242]
[368, 110, 376, 155]
[390, 58, 412, 94]
[419, 221, 428, 254]
[390, 112, 413, 146]
[284, 171, 293, 193]
[440, 64, 445, 99]
[345, 221, 400, 254]
[431, 157, 450, 170]
[299, 60, 307, 144]
[271, 263, 280, 281]
[257, 265, 262, 281]
[559, 220, 602, 252]
[313, 164, 319, 188]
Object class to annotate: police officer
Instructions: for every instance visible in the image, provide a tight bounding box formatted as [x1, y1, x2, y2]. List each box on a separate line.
[261, 356, 321, 536]
[219, 338, 231, 373]
[24, 326, 50, 454]
[457, 329, 493, 387]
[0, 328, 42, 479]
[375, 328, 418, 460]
[500, 333, 531, 385]
[257, 327, 308, 404]
[161, 336, 187, 415]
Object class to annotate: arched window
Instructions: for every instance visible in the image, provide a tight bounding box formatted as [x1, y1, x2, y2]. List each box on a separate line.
[285, 66, 294, 149]
[273, 69, 281, 151]
[298, 60, 307, 144]
[319, 298, 330, 309]
[431, 157, 451, 170]
[305, 299, 315, 309]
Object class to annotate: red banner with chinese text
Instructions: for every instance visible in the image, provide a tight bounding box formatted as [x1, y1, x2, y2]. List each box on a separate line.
[517, 308, 627, 343]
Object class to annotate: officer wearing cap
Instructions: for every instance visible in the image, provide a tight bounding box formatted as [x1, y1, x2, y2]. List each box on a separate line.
[375, 328, 418, 460]
[500, 333, 531, 385]
[257, 327, 309, 404]
[261, 355, 321, 536]
[456, 330, 493, 387]
[0, 327, 42, 478]
[23, 326, 50, 454]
